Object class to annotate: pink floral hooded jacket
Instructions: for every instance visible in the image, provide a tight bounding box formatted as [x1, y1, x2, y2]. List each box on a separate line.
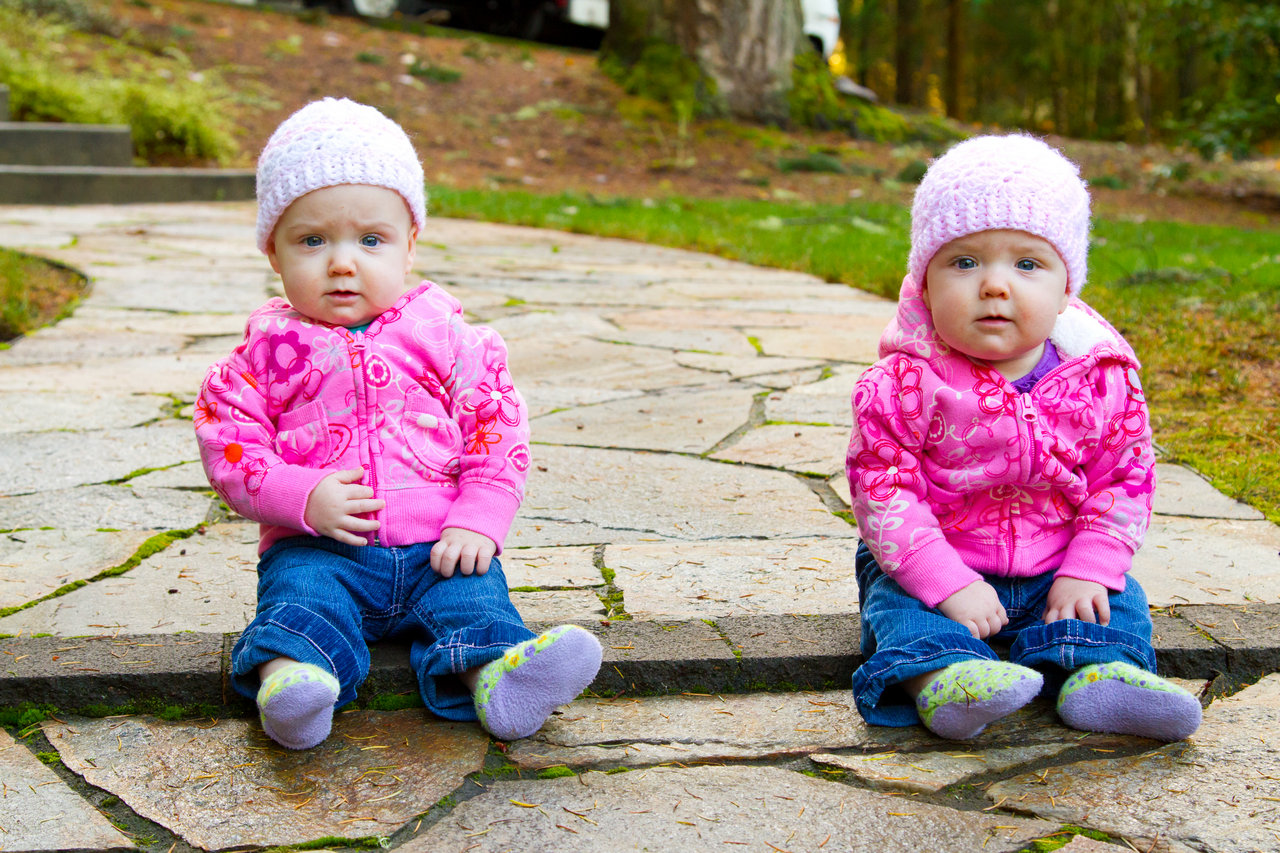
[194, 282, 531, 556]
[846, 274, 1156, 609]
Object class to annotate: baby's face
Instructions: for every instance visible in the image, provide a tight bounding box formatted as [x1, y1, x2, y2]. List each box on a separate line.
[267, 184, 417, 328]
[922, 229, 1070, 380]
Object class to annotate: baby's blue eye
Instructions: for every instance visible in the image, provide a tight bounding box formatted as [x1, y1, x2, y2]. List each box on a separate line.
[1016, 258, 1038, 271]
[360, 234, 382, 248]
[303, 235, 323, 247]
[955, 257, 977, 270]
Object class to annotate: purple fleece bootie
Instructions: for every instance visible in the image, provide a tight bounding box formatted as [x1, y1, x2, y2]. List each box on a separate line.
[916, 659, 1044, 740]
[473, 625, 602, 740]
[1057, 661, 1201, 741]
[256, 662, 340, 750]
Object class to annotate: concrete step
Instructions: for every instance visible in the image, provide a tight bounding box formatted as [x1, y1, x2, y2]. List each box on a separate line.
[0, 121, 135, 167]
[0, 164, 255, 204]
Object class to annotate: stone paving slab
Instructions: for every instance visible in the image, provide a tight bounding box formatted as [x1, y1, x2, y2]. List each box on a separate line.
[607, 538, 860, 619]
[0, 632, 225, 709]
[0, 390, 171, 434]
[42, 710, 489, 850]
[1135, 515, 1280, 606]
[0, 527, 153, 611]
[0, 484, 213, 531]
[711, 422, 849, 477]
[810, 742, 1076, 794]
[1, 204, 1279, 852]
[1180, 603, 1280, 677]
[987, 673, 1280, 853]
[532, 386, 759, 454]
[515, 444, 853, 543]
[0, 421, 197, 495]
[0, 728, 134, 851]
[0, 523, 257, 637]
[402, 764, 1058, 853]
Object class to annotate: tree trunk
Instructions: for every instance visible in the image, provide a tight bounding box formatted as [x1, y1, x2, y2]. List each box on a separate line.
[1046, 0, 1067, 135]
[944, 0, 963, 120]
[603, 0, 806, 123]
[894, 0, 918, 105]
[1118, 0, 1144, 143]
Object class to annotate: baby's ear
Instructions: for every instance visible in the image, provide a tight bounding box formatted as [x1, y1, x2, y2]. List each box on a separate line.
[265, 235, 283, 275]
[404, 225, 418, 273]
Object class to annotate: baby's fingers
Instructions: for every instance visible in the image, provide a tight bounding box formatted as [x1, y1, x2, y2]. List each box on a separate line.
[345, 498, 385, 515]
[328, 526, 371, 546]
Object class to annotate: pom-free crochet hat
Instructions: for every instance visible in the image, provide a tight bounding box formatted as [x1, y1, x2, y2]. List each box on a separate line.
[909, 134, 1091, 295]
[255, 97, 427, 253]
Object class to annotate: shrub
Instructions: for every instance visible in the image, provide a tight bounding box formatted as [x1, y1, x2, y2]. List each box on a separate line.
[0, 6, 238, 163]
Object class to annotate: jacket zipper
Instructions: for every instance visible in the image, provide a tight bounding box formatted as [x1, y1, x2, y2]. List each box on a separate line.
[1008, 397, 1040, 572]
[350, 336, 380, 546]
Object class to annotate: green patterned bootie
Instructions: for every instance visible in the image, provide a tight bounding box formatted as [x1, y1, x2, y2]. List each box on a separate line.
[915, 659, 1043, 740]
[473, 625, 602, 740]
[1057, 661, 1201, 741]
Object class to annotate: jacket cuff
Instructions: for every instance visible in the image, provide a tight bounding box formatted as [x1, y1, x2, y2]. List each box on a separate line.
[886, 538, 984, 609]
[1056, 530, 1134, 592]
[442, 483, 522, 554]
[253, 464, 333, 534]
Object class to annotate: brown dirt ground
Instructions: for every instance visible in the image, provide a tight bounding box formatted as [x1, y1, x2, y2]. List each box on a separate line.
[102, 0, 1280, 232]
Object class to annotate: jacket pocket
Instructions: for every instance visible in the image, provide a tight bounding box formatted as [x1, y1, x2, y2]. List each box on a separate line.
[275, 399, 332, 466]
[403, 387, 463, 476]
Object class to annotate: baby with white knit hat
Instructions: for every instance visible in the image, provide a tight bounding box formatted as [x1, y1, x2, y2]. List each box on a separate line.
[845, 134, 1201, 743]
[195, 98, 601, 751]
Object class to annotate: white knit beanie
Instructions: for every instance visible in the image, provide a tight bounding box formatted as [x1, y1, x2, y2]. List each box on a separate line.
[909, 134, 1091, 295]
[255, 98, 427, 253]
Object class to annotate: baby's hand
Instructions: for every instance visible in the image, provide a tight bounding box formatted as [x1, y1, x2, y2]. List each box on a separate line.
[937, 580, 1008, 639]
[431, 527, 497, 578]
[1043, 576, 1110, 625]
[304, 468, 384, 546]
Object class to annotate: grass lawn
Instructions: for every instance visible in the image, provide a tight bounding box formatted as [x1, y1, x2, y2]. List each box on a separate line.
[427, 186, 1280, 524]
[0, 248, 86, 343]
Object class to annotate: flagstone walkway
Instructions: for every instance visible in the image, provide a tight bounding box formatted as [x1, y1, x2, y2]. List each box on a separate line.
[0, 203, 1277, 852]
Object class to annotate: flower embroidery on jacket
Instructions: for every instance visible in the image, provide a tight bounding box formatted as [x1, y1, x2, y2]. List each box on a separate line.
[466, 418, 502, 455]
[265, 331, 312, 383]
[856, 439, 921, 502]
[365, 353, 393, 388]
[469, 367, 521, 426]
[971, 367, 1014, 417]
[193, 395, 219, 428]
[891, 358, 925, 420]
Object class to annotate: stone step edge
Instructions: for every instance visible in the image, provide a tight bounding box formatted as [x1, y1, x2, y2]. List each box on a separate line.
[0, 165, 256, 205]
[0, 122, 135, 168]
[1, 605, 1274, 712]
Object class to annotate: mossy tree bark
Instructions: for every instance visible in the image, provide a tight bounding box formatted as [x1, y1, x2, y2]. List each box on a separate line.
[602, 0, 806, 123]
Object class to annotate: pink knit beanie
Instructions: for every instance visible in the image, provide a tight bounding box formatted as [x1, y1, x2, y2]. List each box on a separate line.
[909, 134, 1091, 295]
[255, 98, 427, 253]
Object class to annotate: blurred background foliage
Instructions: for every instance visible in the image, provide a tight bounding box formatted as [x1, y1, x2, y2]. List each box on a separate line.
[835, 0, 1280, 159]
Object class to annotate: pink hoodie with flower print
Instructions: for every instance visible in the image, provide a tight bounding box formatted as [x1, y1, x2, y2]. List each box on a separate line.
[195, 282, 531, 556]
[846, 273, 1156, 609]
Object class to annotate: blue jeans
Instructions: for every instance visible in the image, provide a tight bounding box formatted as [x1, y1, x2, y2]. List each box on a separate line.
[230, 536, 535, 721]
[851, 541, 1156, 727]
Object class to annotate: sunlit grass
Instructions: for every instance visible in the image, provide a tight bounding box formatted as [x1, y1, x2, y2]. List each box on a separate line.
[429, 186, 1280, 523]
[0, 248, 86, 342]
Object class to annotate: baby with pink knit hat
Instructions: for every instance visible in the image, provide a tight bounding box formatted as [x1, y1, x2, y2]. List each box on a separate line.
[846, 134, 1201, 741]
[195, 98, 601, 750]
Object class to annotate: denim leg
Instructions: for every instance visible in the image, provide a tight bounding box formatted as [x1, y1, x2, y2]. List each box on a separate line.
[851, 542, 997, 727]
[231, 537, 395, 706]
[395, 549, 536, 722]
[1008, 572, 1156, 686]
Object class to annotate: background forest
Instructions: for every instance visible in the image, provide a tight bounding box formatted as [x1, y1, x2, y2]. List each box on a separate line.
[836, 0, 1280, 159]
